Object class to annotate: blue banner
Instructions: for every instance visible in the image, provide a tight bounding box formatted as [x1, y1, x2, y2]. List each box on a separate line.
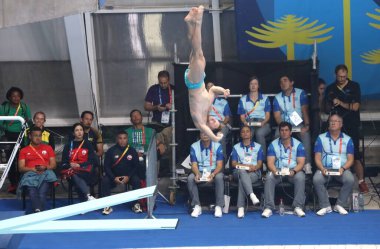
[235, 0, 380, 98]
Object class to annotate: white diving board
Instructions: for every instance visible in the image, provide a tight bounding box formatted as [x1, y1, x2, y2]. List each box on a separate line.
[0, 185, 178, 234]
[2, 219, 179, 234]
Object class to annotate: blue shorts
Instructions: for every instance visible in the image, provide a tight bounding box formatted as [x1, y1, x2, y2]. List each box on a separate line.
[184, 68, 205, 90]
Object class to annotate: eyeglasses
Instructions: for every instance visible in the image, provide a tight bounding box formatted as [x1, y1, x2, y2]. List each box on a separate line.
[329, 120, 342, 123]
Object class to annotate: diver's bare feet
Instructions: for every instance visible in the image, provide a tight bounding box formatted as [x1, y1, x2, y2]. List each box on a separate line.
[184, 5, 204, 24]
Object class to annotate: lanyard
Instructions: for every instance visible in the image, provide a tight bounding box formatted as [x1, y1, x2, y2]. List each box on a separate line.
[242, 142, 254, 153]
[8, 104, 21, 126]
[112, 145, 129, 167]
[211, 104, 223, 121]
[329, 137, 343, 154]
[70, 140, 85, 162]
[158, 85, 172, 105]
[29, 145, 46, 164]
[245, 99, 260, 118]
[133, 127, 146, 146]
[282, 91, 296, 112]
[279, 140, 292, 167]
[241, 144, 254, 162]
[201, 145, 213, 169]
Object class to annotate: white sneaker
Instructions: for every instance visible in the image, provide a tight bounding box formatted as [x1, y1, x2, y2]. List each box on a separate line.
[316, 206, 332, 216]
[261, 208, 272, 218]
[294, 207, 306, 217]
[87, 194, 96, 201]
[81, 195, 96, 214]
[304, 163, 312, 174]
[237, 207, 245, 218]
[191, 205, 202, 218]
[214, 206, 222, 218]
[250, 193, 260, 205]
[132, 203, 143, 213]
[334, 204, 348, 215]
[102, 207, 113, 215]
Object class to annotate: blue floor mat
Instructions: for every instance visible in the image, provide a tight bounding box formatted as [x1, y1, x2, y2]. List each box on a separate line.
[1, 197, 379, 248]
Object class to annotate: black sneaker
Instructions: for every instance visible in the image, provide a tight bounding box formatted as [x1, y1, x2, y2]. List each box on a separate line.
[132, 203, 143, 213]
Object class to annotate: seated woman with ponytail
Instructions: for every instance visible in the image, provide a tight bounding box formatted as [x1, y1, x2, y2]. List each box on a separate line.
[60, 123, 98, 202]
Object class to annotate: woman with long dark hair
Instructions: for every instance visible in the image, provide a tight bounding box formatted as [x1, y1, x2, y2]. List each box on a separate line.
[60, 123, 97, 202]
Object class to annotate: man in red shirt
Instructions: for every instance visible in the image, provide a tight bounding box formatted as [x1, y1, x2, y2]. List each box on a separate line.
[18, 126, 57, 213]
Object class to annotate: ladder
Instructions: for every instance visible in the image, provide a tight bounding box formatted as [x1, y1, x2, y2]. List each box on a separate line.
[0, 116, 27, 189]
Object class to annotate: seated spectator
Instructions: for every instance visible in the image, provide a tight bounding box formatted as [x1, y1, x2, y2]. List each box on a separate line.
[80, 111, 103, 157]
[262, 122, 306, 218]
[187, 132, 224, 218]
[0, 86, 32, 193]
[207, 82, 232, 159]
[237, 76, 271, 156]
[24, 111, 55, 149]
[273, 75, 312, 174]
[18, 126, 57, 213]
[101, 131, 142, 215]
[60, 123, 97, 202]
[231, 126, 262, 218]
[313, 114, 354, 216]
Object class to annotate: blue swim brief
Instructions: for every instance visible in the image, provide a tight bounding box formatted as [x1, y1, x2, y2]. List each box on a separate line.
[184, 68, 205, 90]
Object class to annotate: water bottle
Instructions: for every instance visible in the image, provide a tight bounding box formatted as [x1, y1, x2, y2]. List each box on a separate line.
[358, 193, 364, 212]
[352, 193, 359, 213]
[279, 198, 285, 216]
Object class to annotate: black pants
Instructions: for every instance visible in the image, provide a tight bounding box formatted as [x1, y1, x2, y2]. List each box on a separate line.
[101, 174, 141, 197]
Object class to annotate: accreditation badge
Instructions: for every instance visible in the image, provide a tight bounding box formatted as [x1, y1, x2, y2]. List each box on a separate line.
[161, 111, 170, 124]
[332, 156, 341, 170]
[289, 111, 303, 126]
[243, 153, 252, 164]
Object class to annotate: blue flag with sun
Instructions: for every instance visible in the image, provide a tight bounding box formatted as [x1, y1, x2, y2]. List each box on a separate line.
[235, 0, 380, 98]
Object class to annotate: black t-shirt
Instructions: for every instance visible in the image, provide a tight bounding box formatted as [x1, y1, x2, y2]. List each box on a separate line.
[325, 79, 361, 126]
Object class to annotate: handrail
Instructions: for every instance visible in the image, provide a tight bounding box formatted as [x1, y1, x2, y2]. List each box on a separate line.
[0, 116, 26, 125]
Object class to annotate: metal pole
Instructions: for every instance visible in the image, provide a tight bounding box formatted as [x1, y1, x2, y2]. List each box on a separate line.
[211, 0, 222, 62]
[169, 89, 178, 204]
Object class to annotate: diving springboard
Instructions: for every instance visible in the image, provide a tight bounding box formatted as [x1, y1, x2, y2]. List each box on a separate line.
[0, 185, 163, 233]
[3, 219, 179, 234]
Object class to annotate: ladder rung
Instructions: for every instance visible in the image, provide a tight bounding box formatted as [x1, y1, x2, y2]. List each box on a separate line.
[0, 141, 17, 144]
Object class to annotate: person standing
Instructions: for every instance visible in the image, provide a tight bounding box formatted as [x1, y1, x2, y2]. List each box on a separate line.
[144, 70, 174, 130]
[324, 64, 368, 193]
[0, 87, 32, 193]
